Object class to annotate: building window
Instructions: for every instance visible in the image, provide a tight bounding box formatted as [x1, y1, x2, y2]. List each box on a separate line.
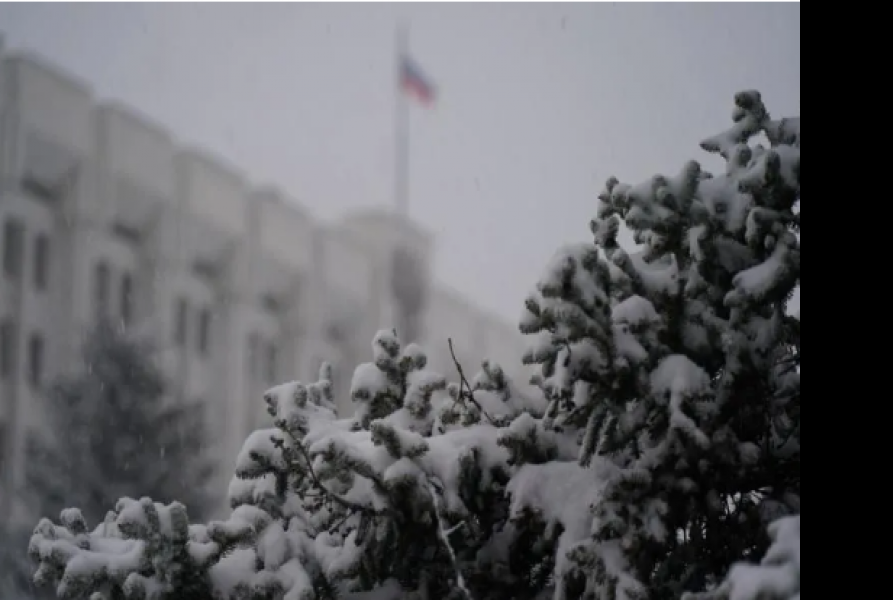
[0, 421, 7, 473]
[33, 233, 49, 291]
[120, 273, 134, 327]
[197, 307, 211, 356]
[266, 342, 278, 384]
[28, 333, 44, 388]
[174, 297, 188, 347]
[2, 218, 25, 280]
[94, 260, 110, 318]
[0, 319, 15, 379]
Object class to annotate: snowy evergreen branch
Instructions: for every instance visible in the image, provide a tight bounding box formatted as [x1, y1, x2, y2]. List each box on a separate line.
[271, 398, 398, 519]
[683, 515, 800, 600]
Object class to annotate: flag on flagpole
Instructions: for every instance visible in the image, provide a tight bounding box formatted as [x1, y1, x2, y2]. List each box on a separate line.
[400, 54, 436, 106]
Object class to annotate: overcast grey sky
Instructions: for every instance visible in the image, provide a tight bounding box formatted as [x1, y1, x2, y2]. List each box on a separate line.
[0, 3, 800, 321]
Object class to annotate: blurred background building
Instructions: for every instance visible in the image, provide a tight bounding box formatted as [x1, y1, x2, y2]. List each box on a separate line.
[0, 45, 530, 520]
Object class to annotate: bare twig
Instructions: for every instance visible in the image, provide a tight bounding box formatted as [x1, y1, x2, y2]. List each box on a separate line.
[448, 338, 496, 425]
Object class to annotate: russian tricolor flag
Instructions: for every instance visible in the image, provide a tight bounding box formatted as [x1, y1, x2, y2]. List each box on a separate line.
[400, 55, 436, 107]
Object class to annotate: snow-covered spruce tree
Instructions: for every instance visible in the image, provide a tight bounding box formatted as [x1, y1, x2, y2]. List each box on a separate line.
[25, 320, 216, 526]
[28, 331, 567, 599]
[517, 89, 799, 599]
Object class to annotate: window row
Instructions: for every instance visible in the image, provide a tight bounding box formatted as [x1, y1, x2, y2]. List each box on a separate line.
[248, 334, 279, 385]
[93, 260, 134, 328]
[0, 421, 7, 475]
[0, 320, 45, 388]
[3, 217, 51, 291]
[2, 317, 281, 393]
[92, 261, 215, 358]
[174, 297, 213, 357]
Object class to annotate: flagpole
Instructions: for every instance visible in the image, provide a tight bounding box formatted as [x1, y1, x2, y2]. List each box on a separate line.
[395, 23, 410, 218]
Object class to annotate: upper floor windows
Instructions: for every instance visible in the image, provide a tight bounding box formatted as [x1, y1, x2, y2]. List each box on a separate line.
[2, 220, 52, 293]
[2, 218, 25, 281]
[94, 259, 138, 327]
[0, 319, 16, 380]
[27, 332, 44, 388]
[173, 297, 215, 358]
[34, 233, 50, 292]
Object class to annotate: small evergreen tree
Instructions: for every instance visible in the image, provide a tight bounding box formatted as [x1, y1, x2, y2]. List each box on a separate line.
[4, 321, 216, 599]
[25, 91, 799, 600]
[1, 524, 53, 600]
[25, 320, 216, 526]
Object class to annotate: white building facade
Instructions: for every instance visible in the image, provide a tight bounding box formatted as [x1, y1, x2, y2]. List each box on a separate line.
[0, 46, 530, 521]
